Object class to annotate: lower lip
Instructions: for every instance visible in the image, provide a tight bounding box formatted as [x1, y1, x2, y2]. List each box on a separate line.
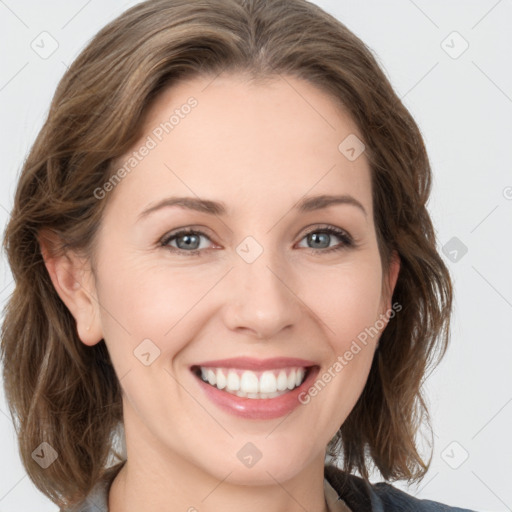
[193, 366, 320, 420]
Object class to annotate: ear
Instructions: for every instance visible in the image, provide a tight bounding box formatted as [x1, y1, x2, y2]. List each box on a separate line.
[38, 229, 103, 346]
[380, 249, 401, 317]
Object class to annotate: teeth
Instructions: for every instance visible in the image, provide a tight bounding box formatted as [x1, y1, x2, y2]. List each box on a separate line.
[287, 369, 296, 390]
[206, 369, 216, 386]
[259, 371, 277, 393]
[216, 369, 227, 390]
[226, 371, 240, 391]
[276, 370, 288, 391]
[240, 371, 259, 393]
[197, 366, 308, 398]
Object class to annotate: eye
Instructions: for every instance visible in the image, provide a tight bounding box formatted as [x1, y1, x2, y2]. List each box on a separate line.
[297, 225, 354, 253]
[160, 228, 213, 255]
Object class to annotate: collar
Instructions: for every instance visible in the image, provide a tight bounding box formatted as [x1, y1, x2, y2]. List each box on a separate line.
[324, 476, 353, 511]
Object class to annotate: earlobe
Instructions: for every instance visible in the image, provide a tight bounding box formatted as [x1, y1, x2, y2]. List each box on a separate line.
[38, 229, 103, 346]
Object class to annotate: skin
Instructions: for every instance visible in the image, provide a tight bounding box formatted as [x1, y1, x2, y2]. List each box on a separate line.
[42, 72, 400, 512]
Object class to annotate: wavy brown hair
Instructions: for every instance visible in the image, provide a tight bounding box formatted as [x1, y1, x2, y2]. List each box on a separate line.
[1, 0, 452, 508]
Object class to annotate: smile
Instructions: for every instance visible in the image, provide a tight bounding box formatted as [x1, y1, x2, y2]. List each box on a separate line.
[190, 358, 320, 420]
[192, 366, 309, 399]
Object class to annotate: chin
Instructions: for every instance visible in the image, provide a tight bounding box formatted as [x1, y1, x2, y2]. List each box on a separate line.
[207, 445, 316, 487]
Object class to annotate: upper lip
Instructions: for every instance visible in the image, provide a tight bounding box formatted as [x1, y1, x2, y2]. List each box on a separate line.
[191, 357, 317, 371]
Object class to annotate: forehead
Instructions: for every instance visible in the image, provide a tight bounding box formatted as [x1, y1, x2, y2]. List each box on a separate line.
[103, 72, 372, 220]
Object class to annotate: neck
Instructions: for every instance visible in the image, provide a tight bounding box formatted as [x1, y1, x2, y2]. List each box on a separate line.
[110, 465, 330, 512]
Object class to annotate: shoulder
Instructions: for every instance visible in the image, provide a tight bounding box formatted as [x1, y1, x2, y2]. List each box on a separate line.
[324, 463, 477, 512]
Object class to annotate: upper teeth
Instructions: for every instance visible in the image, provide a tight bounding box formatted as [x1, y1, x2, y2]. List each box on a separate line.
[199, 366, 307, 395]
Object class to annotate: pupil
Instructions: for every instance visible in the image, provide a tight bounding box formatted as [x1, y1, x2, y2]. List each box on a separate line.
[178, 234, 199, 250]
[310, 232, 329, 249]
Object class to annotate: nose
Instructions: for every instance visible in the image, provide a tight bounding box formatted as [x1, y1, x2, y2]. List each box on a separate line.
[221, 248, 303, 340]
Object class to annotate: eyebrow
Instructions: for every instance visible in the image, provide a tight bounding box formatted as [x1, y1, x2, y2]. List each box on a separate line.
[137, 193, 367, 221]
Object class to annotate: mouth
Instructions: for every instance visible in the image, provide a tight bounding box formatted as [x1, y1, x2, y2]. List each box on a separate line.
[191, 364, 314, 399]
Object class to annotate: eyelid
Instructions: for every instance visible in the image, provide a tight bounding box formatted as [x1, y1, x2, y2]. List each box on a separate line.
[159, 226, 217, 248]
[300, 223, 351, 238]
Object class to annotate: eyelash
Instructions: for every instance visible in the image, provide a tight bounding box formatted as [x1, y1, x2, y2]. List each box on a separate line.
[159, 225, 355, 256]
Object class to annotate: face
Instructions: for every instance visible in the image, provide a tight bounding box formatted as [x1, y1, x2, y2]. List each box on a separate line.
[69, 73, 399, 485]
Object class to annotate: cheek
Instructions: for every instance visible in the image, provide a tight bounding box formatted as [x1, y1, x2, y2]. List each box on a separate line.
[94, 258, 214, 370]
[113, 266, 215, 329]
[303, 269, 382, 435]
[299, 258, 383, 350]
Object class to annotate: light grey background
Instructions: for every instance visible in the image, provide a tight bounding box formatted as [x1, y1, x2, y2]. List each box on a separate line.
[1, 1, 511, 511]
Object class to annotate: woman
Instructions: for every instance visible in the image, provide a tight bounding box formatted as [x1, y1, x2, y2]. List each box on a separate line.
[0, 0, 476, 511]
